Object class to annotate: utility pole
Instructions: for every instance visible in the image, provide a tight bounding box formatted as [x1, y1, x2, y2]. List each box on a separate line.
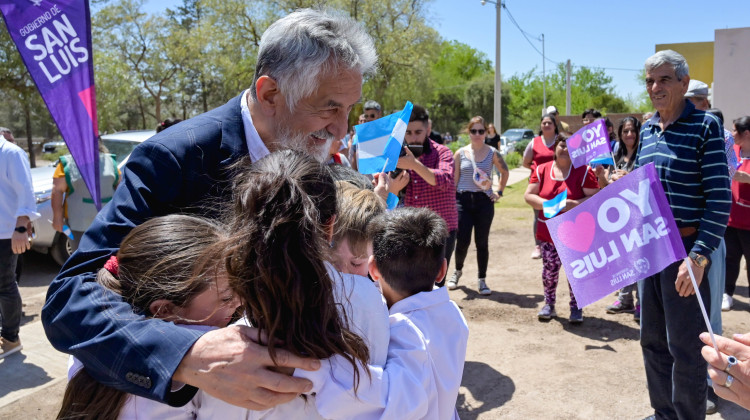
[566, 59, 571, 116]
[542, 33, 546, 111]
[481, 0, 502, 132]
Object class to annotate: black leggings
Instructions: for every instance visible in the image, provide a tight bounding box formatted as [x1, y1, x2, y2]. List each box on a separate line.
[454, 191, 495, 278]
[724, 226, 750, 297]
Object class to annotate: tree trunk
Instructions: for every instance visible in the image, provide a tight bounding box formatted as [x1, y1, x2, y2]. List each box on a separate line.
[201, 75, 208, 113]
[23, 101, 35, 168]
[137, 96, 146, 129]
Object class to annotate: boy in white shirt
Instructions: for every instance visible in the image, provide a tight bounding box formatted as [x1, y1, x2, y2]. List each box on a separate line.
[298, 207, 470, 419]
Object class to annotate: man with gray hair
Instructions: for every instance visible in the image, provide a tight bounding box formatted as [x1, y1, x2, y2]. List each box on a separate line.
[43, 9, 377, 410]
[684, 79, 711, 110]
[0, 127, 14, 144]
[636, 49, 731, 420]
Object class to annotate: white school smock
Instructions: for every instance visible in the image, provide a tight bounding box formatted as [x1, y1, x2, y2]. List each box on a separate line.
[296, 286, 469, 420]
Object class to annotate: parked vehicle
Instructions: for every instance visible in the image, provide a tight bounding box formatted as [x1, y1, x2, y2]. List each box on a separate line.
[500, 128, 535, 155]
[42, 140, 67, 154]
[31, 130, 156, 265]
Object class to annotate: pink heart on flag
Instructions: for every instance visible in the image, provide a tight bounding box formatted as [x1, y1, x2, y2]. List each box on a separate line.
[556, 212, 596, 253]
[567, 132, 583, 149]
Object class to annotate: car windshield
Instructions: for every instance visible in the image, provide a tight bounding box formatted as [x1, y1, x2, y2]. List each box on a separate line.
[502, 129, 528, 142]
[102, 139, 141, 165]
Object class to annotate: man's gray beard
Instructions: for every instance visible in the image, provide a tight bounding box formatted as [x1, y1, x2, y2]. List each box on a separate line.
[273, 124, 334, 163]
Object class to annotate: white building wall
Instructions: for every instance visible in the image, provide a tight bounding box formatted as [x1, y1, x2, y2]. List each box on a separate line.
[714, 27, 750, 129]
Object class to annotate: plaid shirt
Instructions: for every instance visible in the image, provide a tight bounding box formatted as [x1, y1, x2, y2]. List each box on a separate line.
[404, 140, 458, 231]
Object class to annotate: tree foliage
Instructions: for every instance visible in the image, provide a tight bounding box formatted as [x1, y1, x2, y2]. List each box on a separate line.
[504, 63, 631, 130]
[0, 0, 636, 150]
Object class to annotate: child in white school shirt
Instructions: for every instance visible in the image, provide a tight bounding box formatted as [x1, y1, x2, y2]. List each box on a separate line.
[296, 207, 470, 420]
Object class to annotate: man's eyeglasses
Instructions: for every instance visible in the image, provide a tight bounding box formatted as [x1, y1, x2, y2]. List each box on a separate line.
[470, 129, 486, 135]
[365, 113, 377, 119]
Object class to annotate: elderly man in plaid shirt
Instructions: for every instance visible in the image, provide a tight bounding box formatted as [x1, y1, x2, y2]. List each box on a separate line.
[390, 104, 458, 286]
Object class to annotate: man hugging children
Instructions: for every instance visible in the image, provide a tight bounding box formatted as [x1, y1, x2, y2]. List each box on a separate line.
[299, 207, 470, 420]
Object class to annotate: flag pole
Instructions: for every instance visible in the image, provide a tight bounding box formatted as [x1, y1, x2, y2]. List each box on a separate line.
[685, 257, 722, 358]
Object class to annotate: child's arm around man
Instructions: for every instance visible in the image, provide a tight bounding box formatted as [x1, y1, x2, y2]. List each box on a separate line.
[296, 208, 469, 420]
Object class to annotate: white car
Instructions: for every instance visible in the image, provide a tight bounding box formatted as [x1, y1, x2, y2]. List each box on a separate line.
[31, 130, 156, 265]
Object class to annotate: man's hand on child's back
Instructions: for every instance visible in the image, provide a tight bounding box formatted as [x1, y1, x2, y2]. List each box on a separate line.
[173, 325, 320, 410]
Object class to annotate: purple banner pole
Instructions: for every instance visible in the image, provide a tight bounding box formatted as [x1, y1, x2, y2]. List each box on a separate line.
[1, 0, 101, 209]
[546, 163, 686, 308]
[567, 119, 611, 169]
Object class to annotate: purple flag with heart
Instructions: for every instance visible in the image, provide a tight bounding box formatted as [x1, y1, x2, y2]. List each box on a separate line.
[1, 0, 101, 208]
[546, 163, 686, 308]
[567, 119, 611, 168]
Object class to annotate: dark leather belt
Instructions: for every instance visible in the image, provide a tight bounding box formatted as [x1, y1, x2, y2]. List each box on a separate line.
[679, 227, 697, 237]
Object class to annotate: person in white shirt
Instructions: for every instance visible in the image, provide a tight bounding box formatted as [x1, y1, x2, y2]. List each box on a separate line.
[0, 131, 39, 358]
[295, 207, 470, 420]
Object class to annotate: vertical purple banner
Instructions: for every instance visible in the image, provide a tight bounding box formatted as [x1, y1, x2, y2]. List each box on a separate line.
[567, 119, 611, 169]
[1, 0, 101, 208]
[546, 163, 686, 308]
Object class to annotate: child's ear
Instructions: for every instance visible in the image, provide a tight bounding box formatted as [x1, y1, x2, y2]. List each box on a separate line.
[434, 258, 448, 285]
[149, 299, 178, 319]
[368, 255, 382, 282]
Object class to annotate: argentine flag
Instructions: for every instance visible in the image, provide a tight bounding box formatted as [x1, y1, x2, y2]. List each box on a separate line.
[589, 154, 615, 167]
[354, 102, 413, 174]
[543, 190, 567, 218]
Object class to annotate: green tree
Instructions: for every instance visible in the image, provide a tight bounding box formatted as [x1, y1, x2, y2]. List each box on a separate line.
[505, 63, 633, 130]
[0, 19, 45, 166]
[427, 41, 493, 134]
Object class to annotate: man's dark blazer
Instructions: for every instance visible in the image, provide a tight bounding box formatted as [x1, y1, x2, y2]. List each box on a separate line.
[42, 94, 249, 405]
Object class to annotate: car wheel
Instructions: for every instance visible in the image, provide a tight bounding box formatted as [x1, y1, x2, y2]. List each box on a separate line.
[50, 232, 73, 266]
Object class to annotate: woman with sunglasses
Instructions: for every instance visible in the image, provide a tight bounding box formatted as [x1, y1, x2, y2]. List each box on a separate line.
[524, 133, 599, 323]
[447, 116, 509, 295]
[523, 114, 559, 259]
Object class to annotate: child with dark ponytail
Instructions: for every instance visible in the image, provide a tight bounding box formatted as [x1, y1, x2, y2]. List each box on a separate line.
[57, 215, 240, 420]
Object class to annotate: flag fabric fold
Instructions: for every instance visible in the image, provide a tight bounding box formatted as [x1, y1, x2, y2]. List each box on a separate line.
[1, 0, 101, 208]
[543, 190, 567, 218]
[354, 102, 413, 175]
[567, 119, 611, 168]
[546, 163, 686, 308]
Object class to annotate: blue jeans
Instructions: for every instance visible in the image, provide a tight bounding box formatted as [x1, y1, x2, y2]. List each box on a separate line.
[639, 236, 709, 420]
[455, 192, 494, 278]
[0, 239, 22, 342]
[707, 238, 725, 335]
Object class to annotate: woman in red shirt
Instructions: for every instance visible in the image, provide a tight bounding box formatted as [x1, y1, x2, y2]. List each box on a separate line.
[724, 116, 750, 310]
[524, 133, 599, 323]
[523, 114, 559, 259]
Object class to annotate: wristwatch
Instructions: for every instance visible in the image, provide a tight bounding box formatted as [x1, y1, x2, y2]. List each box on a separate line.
[689, 251, 709, 268]
[14, 226, 27, 234]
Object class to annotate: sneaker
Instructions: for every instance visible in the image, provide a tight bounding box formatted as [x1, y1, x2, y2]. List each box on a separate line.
[634, 305, 641, 323]
[606, 300, 635, 314]
[570, 308, 584, 324]
[0, 337, 22, 359]
[538, 304, 556, 321]
[478, 278, 491, 296]
[530, 245, 542, 259]
[447, 270, 462, 290]
[722, 293, 733, 311]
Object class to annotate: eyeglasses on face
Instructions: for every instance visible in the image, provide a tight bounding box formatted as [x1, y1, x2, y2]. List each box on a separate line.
[470, 129, 486, 135]
[365, 113, 377, 119]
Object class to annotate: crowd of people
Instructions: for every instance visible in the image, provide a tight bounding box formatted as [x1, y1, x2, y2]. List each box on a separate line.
[1, 7, 750, 420]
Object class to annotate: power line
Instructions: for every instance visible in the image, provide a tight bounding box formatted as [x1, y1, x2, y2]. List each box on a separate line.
[501, 3, 641, 73]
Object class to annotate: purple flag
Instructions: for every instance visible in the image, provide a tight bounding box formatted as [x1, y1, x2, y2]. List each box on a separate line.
[546, 163, 686, 308]
[567, 119, 611, 169]
[1, 0, 101, 208]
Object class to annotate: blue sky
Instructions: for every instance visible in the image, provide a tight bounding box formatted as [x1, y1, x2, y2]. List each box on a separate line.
[143, 0, 750, 102]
